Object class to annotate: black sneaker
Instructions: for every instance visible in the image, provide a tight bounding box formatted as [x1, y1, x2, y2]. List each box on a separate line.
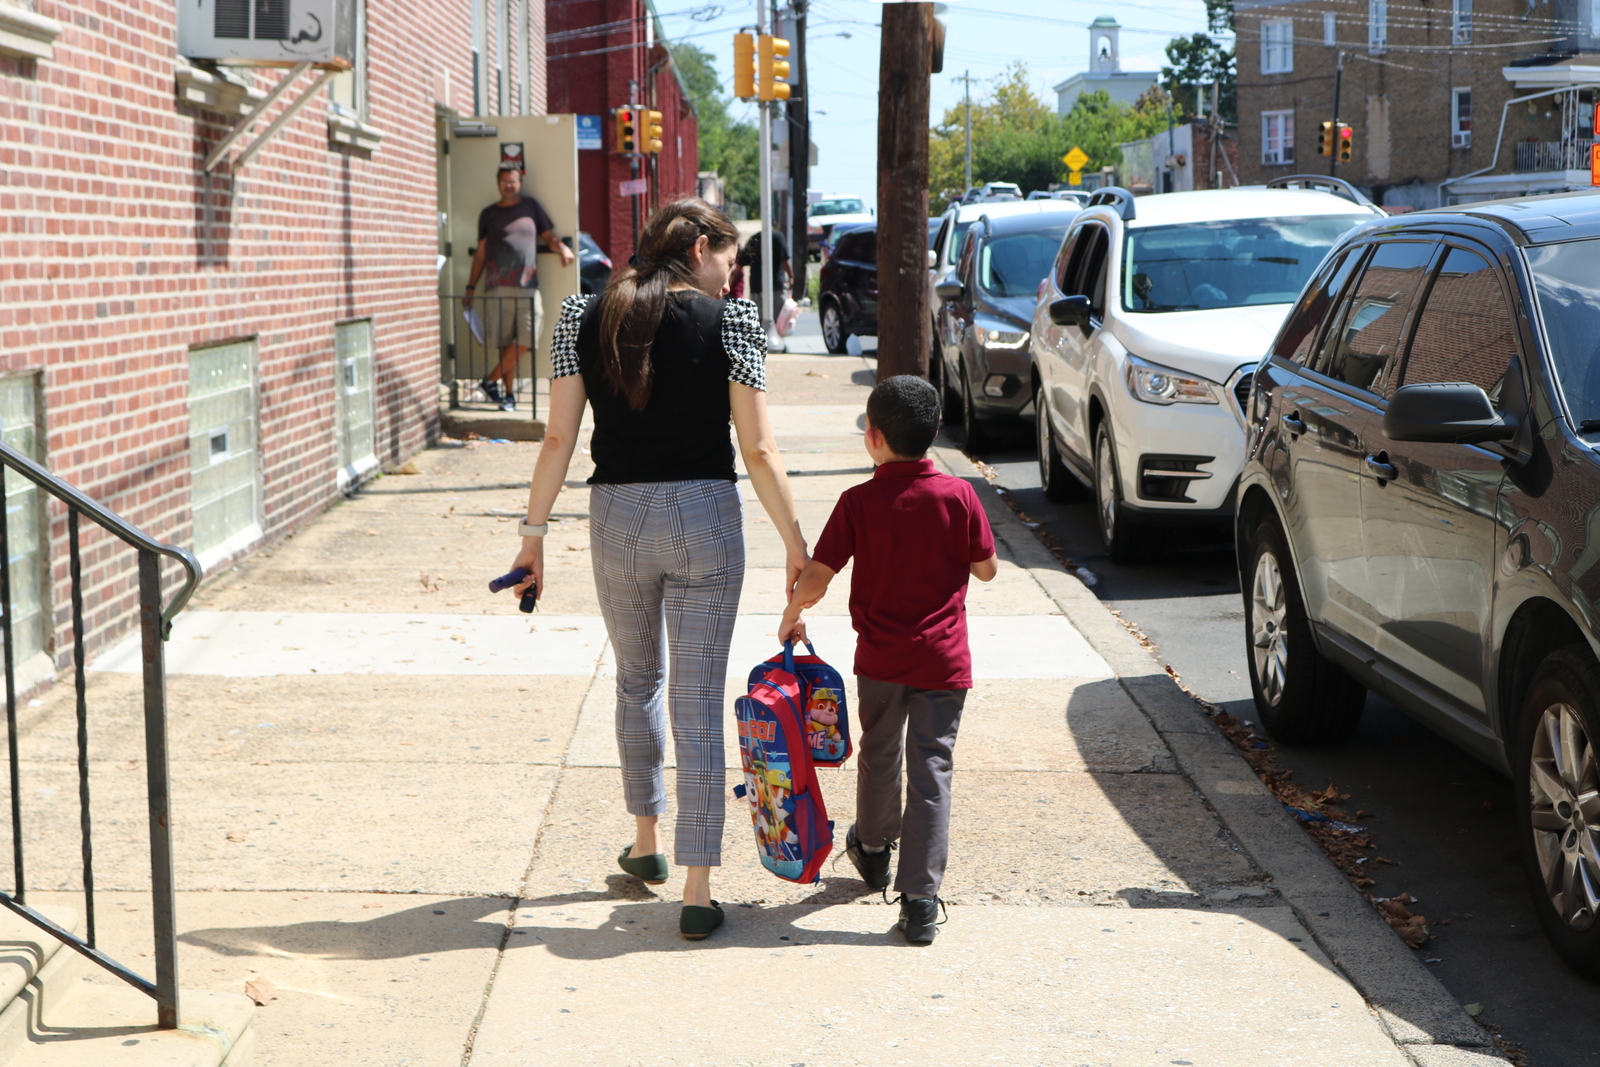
[896, 895, 945, 945]
[499, 393, 517, 412]
[480, 378, 504, 403]
[840, 824, 892, 890]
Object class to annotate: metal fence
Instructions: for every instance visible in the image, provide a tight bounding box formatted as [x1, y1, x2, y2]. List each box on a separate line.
[0, 439, 201, 1029]
[439, 294, 544, 420]
[1514, 140, 1594, 172]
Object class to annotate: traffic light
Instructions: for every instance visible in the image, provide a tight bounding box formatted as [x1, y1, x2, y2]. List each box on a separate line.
[758, 35, 791, 101]
[1318, 120, 1335, 157]
[643, 109, 664, 153]
[733, 33, 755, 100]
[615, 107, 636, 154]
[1337, 123, 1354, 162]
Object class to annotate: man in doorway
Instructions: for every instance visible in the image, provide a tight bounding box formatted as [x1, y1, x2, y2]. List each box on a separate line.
[463, 162, 574, 411]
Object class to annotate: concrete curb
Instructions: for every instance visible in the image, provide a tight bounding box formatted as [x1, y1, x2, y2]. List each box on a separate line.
[930, 439, 1504, 1063]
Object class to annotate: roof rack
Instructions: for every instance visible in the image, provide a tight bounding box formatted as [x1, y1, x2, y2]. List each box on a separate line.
[1264, 175, 1378, 208]
[1085, 186, 1137, 221]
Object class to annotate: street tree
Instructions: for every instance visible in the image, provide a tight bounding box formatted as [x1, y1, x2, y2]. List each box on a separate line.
[674, 42, 760, 216]
[1162, 33, 1236, 125]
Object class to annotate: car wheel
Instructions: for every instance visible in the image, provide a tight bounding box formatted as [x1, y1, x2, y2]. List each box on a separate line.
[1516, 645, 1600, 979]
[821, 302, 848, 355]
[1093, 419, 1162, 563]
[1035, 379, 1077, 502]
[1243, 517, 1366, 744]
[960, 359, 993, 452]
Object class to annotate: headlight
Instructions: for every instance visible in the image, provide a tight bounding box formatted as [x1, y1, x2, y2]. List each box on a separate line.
[980, 327, 1029, 349]
[1123, 354, 1220, 405]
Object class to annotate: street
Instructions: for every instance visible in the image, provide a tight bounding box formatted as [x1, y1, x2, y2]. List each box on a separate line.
[971, 423, 1600, 1067]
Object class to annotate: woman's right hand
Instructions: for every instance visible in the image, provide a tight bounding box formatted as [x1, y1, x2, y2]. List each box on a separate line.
[511, 537, 544, 601]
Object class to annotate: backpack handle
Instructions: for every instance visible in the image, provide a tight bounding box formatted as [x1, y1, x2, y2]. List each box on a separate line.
[781, 638, 820, 665]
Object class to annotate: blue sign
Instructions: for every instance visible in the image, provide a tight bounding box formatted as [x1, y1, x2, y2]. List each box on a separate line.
[576, 115, 603, 151]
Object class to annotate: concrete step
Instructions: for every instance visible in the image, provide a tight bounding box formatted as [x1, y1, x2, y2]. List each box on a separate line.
[0, 905, 255, 1065]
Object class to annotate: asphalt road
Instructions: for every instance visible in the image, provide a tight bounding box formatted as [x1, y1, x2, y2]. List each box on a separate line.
[964, 420, 1597, 1067]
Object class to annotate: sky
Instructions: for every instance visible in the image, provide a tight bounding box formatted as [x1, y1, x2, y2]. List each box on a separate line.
[653, 0, 1218, 206]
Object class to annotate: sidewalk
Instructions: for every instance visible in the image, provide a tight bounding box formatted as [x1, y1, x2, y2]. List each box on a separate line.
[18, 346, 1493, 1064]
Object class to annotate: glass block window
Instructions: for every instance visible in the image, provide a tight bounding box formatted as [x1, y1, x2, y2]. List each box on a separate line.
[335, 320, 376, 473]
[188, 341, 260, 559]
[0, 377, 46, 665]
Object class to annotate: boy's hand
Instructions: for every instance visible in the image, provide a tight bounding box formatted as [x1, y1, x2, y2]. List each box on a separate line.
[777, 611, 807, 645]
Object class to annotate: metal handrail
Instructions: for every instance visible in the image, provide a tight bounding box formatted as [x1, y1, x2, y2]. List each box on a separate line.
[439, 293, 544, 419]
[0, 438, 201, 1029]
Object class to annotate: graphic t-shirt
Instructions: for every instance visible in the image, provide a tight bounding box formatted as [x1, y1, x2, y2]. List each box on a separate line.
[478, 196, 555, 289]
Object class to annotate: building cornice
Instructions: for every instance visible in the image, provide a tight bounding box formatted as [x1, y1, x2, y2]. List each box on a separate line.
[0, 1, 61, 61]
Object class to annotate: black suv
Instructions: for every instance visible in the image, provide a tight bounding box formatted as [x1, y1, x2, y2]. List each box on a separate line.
[1236, 191, 1600, 975]
[818, 224, 875, 354]
[932, 211, 1073, 447]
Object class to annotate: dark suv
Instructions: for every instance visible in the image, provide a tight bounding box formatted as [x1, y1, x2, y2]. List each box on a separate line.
[818, 224, 875, 354]
[1236, 191, 1600, 976]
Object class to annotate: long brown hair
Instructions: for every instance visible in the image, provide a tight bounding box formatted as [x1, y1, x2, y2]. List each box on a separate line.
[598, 198, 739, 410]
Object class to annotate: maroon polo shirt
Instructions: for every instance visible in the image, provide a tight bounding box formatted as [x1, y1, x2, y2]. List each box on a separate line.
[811, 458, 995, 690]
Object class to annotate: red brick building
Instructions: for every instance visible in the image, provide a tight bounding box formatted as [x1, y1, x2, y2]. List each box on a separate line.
[546, 0, 701, 265]
[0, 0, 544, 675]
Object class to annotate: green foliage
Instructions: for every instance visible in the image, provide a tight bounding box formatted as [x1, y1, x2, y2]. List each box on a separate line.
[672, 42, 759, 215]
[929, 65, 1175, 208]
[1162, 33, 1236, 124]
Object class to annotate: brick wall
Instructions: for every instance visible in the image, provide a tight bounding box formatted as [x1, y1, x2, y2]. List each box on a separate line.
[0, 0, 494, 666]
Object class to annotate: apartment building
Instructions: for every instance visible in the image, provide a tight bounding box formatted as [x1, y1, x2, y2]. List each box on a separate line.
[1235, 0, 1599, 206]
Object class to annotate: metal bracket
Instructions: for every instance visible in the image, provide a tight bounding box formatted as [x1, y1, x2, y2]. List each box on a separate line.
[203, 62, 339, 171]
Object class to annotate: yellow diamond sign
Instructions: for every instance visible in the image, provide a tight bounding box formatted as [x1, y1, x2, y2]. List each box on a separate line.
[1063, 146, 1089, 171]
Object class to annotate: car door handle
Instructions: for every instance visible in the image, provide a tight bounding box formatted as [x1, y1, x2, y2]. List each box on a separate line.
[1280, 412, 1306, 434]
[1364, 454, 1397, 482]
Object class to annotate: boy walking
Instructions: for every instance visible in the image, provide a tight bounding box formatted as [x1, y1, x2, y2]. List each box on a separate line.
[779, 375, 997, 944]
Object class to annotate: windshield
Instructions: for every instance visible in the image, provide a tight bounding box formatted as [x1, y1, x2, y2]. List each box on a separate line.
[1122, 215, 1373, 312]
[979, 227, 1070, 298]
[1528, 238, 1600, 429]
[813, 198, 865, 216]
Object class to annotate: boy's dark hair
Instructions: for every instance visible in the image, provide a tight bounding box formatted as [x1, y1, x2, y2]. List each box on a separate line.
[866, 375, 941, 458]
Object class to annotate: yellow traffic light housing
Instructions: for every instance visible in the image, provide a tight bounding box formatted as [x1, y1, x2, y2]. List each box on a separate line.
[758, 35, 791, 101]
[733, 33, 756, 100]
[1337, 123, 1354, 162]
[1318, 120, 1334, 157]
[615, 107, 636, 154]
[643, 109, 664, 153]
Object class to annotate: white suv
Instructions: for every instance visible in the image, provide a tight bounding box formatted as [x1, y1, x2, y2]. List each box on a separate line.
[1031, 181, 1383, 560]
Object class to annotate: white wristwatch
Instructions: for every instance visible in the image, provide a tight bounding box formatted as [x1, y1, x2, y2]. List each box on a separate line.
[518, 520, 549, 537]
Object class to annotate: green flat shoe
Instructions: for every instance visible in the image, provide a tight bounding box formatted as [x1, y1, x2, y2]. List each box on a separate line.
[680, 901, 724, 940]
[617, 844, 668, 885]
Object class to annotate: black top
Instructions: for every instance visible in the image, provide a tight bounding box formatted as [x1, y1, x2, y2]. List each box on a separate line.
[551, 292, 766, 485]
[478, 196, 555, 289]
[739, 231, 790, 294]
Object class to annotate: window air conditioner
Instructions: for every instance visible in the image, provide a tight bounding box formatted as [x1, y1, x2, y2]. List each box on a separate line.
[178, 0, 353, 66]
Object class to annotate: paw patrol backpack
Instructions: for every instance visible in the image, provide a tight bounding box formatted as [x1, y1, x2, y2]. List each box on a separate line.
[733, 645, 834, 883]
[746, 639, 853, 765]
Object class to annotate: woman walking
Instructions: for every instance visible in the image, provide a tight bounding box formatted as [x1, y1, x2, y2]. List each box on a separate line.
[509, 199, 808, 940]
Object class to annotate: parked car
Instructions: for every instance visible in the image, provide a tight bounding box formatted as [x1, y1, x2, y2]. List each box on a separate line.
[818, 223, 876, 354]
[807, 195, 873, 258]
[577, 232, 613, 295]
[1235, 190, 1600, 978]
[1030, 179, 1383, 560]
[933, 211, 1076, 447]
[930, 198, 1081, 397]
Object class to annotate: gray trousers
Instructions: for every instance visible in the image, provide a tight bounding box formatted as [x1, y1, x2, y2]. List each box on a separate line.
[854, 676, 968, 897]
[589, 480, 744, 867]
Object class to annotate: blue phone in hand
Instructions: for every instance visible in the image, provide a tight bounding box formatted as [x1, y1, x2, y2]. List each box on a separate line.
[489, 568, 539, 613]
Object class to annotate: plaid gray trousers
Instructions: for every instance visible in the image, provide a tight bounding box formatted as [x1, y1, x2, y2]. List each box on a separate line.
[589, 480, 744, 867]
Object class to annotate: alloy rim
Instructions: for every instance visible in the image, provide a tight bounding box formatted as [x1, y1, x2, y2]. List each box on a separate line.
[1529, 702, 1600, 931]
[1250, 550, 1289, 706]
[1095, 429, 1116, 540]
[822, 308, 840, 349]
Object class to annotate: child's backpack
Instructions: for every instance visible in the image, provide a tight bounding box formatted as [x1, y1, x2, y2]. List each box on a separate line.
[746, 640, 852, 766]
[733, 647, 834, 883]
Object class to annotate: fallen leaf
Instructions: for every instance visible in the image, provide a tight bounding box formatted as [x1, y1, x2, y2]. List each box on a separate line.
[363, 903, 384, 909]
[396, 461, 422, 475]
[253, 759, 272, 766]
[226, 830, 245, 842]
[1464, 1002, 1483, 1016]
[244, 978, 277, 1006]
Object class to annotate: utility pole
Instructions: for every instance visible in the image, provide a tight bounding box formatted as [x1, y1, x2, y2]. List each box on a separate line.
[876, 1, 933, 379]
[1329, 50, 1344, 178]
[757, 0, 775, 334]
[955, 69, 976, 191]
[788, 0, 809, 301]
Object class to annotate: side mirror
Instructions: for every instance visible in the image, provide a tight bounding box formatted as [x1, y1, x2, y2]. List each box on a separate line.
[1383, 382, 1518, 444]
[935, 275, 965, 302]
[927, 248, 938, 270]
[1049, 294, 1091, 327]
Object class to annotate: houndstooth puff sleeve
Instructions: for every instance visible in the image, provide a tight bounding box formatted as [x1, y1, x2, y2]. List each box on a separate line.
[721, 297, 767, 391]
[549, 294, 592, 379]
